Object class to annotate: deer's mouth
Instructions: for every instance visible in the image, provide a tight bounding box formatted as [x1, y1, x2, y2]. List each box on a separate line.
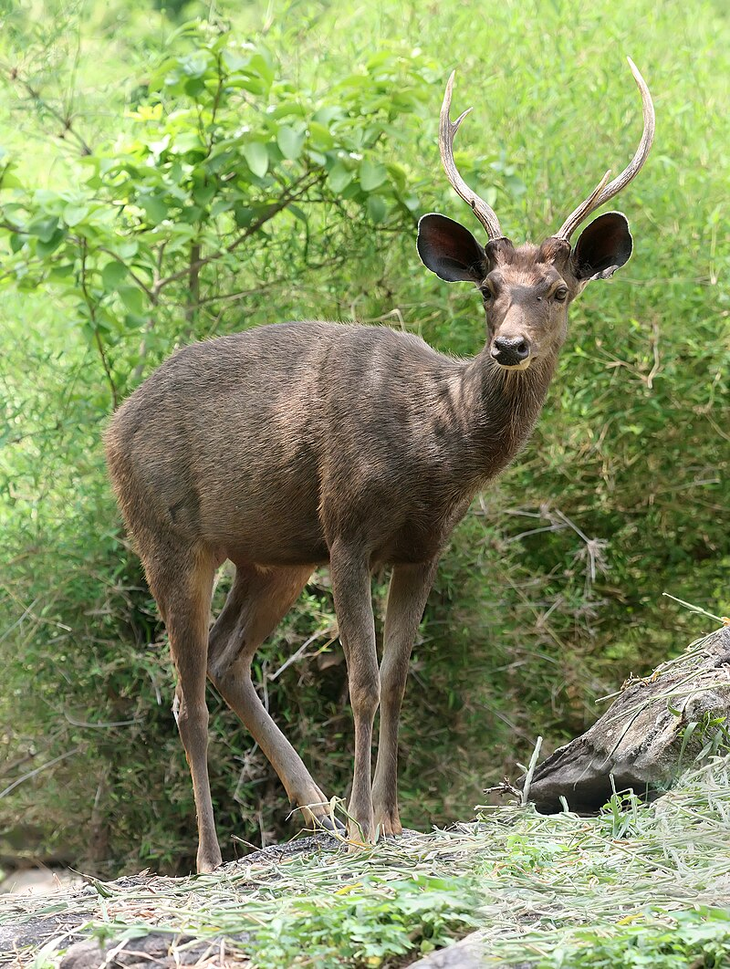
[494, 357, 533, 372]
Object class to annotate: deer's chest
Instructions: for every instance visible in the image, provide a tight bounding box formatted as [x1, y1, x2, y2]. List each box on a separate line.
[371, 491, 474, 566]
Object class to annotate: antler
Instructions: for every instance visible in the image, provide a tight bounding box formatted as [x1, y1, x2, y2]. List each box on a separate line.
[440, 71, 503, 240]
[555, 57, 655, 241]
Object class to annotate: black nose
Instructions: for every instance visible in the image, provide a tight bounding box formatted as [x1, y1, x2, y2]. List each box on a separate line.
[491, 336, 531, 367]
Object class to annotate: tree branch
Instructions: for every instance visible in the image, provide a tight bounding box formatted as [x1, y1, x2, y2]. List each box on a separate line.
[5, 67, 93, 156]
[80, 239, 118, 409]
[154, 171, 326, 294]
[96, 247, 156, 301]
[184, 240, 201, 339]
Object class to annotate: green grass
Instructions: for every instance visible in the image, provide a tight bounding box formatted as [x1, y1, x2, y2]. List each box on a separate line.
[6, 751, 730, 968]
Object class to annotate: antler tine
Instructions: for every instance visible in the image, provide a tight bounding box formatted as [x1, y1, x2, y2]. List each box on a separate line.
[440, 71, 503, 240]
[556, 57, 655, 242]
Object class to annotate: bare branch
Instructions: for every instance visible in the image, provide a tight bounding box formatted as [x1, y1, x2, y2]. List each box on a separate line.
[80, 239, 118, 409]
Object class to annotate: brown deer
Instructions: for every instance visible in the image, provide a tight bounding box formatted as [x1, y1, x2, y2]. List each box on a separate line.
[105, 60, 654, 873]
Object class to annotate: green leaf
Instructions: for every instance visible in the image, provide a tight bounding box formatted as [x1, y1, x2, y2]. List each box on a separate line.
[114, 240, 139, 259]
[242, 142, 269, 178]
[359, 159, 388, 192]
[0, 171, 23, 189]
[192, 184, 216, 207]
[169, 132, 203, 155]
[139, 194, 169, 224]
[9, 233, 25, 253]
[35, 227, 67, 256]
[101, 261, 128, 290]
[288, 204, 307, 223]
[313, 105, 344, 125]
[367, 195, 387, 223]
[234, 205, 255, 227]
[268, 103, 307, 121]
[179, 51, 210, 79]
[221, 49, 250, 72]
[308, 121, 334, 150]
[306, 149, 327, 167]
[248, 52, 274, 86]
[27, 216, 59, 243]
[386, 162, 408, 190]
[63, 203, 90, 227]
[504, 174, 526, 197]
[48, 263, 74, 280]
[118, 285, 147, 315]
[210, 198, 234, 217]
[276, 126, 305, 161]
[184, 77, 206, 98]
[327, 163, 353, 193]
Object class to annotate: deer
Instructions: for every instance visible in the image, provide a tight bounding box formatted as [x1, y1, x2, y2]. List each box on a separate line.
[105, 59, 654, 873]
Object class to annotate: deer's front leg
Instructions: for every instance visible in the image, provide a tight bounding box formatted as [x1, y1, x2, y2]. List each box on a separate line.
[329, 543, 379, 842]
[372, 559, 438, 836]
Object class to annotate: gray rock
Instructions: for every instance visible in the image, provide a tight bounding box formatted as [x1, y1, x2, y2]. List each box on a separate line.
[526, 625, 730, 812]
[59, 933, 244, 968]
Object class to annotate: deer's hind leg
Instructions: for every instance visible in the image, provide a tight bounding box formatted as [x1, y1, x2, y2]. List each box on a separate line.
[143, 545, 220, 873]
[208, 564, 334, 831]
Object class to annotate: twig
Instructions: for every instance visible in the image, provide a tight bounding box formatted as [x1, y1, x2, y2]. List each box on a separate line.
[80, 239, 118, 409]
[97, 246, 156, 301]
[6, 68, 92, 156]
[662, 593, 725, 625]
[268, 626, 338, 682]
[63, 713, 141, 729]
[520, 735, 543, 807]
[0, 747, 83, 798]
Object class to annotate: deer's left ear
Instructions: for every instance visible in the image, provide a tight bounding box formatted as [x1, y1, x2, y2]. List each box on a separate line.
[571, 212, 633, 281]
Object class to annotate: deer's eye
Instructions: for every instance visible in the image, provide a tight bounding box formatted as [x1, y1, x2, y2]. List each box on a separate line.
[554, 287, 569, 302]
[480, 286, 493, 302]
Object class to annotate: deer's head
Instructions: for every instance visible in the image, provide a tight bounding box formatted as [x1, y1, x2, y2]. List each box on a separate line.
[417, 60, 655, 371]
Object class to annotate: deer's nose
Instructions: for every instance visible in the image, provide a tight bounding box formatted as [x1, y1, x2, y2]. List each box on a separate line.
[491, 336, 531, 367]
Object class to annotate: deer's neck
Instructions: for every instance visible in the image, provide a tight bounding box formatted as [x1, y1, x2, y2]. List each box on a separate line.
[456, 348, 559, 483]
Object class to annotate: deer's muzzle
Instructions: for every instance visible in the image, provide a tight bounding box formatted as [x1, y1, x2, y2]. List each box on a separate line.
[491, 336, 531, 369]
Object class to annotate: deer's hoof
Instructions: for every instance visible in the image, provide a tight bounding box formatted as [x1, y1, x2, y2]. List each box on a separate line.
[374, 810, 403, 838]
[346, 818, 377, 846]
[314, 813, 347, 836]
[196, 848, 223, 874]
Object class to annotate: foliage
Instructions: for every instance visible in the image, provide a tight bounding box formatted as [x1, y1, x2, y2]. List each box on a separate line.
[252, 874, 478, 967]
[0, 22, 430, 407]
[0, 0, 729, 877]
[546, 909, 730, 969]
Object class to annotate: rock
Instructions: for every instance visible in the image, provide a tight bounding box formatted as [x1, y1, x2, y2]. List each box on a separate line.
[409, 932, 533, 968]
[408, 932, 489, 968]
[59, 933, 246, 968]
[0, 868, 83, 896]
[525, 625, 730, 812]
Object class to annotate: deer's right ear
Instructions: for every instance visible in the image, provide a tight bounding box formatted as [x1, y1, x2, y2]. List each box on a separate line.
[417, 213, 487, 283]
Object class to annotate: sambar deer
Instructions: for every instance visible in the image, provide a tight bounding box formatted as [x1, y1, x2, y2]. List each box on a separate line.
[105, 60, 654, 872]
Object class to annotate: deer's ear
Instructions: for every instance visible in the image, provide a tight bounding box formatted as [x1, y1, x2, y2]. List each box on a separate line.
[417, 213, 486, 282]
[571, 212, 633, 281]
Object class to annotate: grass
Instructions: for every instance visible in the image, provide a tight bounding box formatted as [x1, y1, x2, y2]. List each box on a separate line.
[4, 748, 730, 968]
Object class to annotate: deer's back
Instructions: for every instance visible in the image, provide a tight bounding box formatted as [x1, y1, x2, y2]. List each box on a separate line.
[105, 320, 470, 567]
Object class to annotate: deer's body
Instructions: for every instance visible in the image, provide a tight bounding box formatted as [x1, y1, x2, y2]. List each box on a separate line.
[106, 64, 654, 872]
[108, 320, 553, 573]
